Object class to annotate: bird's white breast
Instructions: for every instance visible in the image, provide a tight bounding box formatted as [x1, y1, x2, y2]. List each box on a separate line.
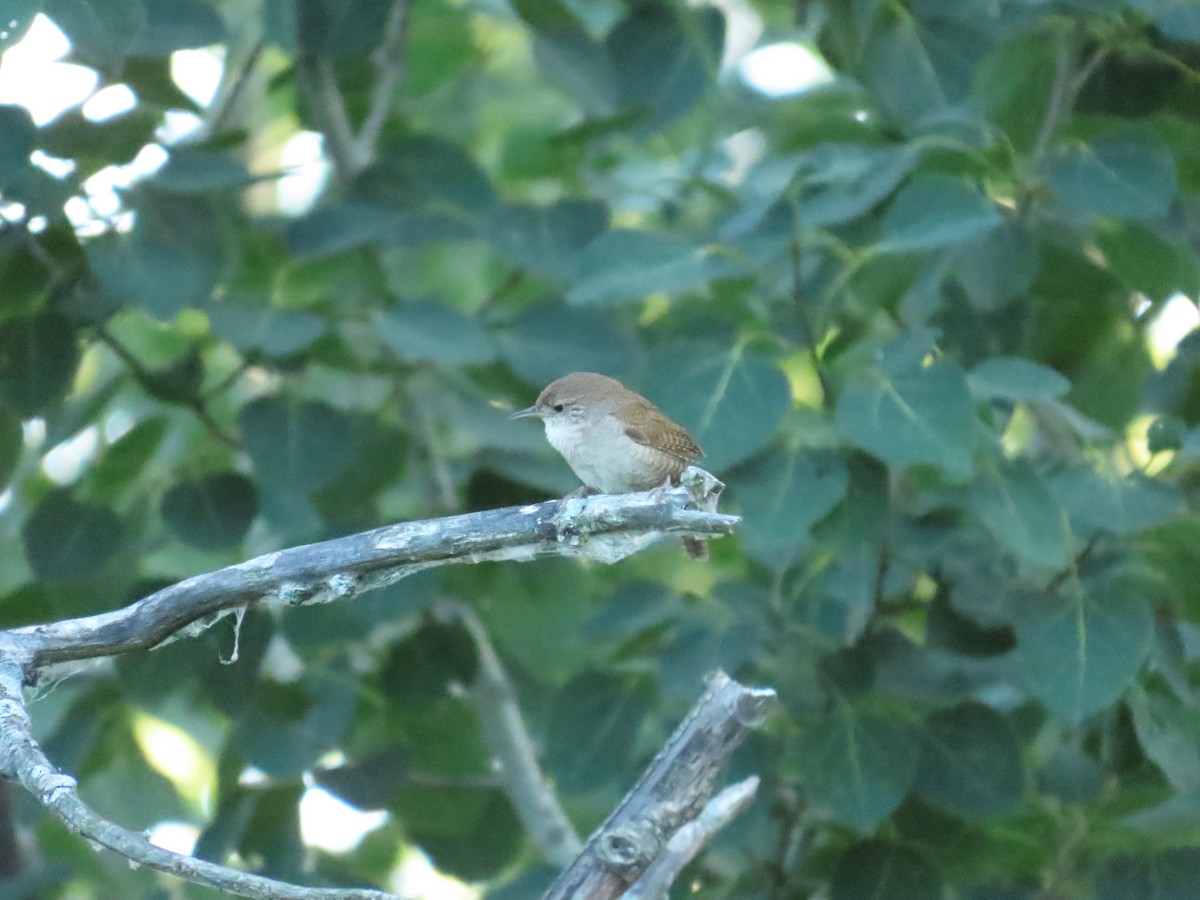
[542, 413, 669, 494]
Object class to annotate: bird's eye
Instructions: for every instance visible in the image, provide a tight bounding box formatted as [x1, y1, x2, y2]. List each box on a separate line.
[553, 403, 565, 413]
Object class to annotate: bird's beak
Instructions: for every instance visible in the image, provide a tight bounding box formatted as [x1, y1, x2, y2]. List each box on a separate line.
[509, 405, 543, 420]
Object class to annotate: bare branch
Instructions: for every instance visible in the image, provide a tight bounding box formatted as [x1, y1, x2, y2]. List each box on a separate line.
[0, 654, 399, 900]
[206, 38, 266, 136]
[297, 57, 360, 183]
[1032, 21, 1108, 167]
[9, 469, 737, 667]
[0, 470, 742, 899]
[620, 776, 761, 900]
[543, 672, 777, 900]
[356, 0, 411, 166]
[438, 601, 583, 867]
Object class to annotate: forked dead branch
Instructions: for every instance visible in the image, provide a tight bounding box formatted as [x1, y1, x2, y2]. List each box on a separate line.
[0, 471, 774, 900]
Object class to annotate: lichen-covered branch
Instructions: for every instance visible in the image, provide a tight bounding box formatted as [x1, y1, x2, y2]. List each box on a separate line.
[0, 474, 741, 900]
[438, 601, 583, 867]
[543, 672, 777, 900]
[0, 652, 397, 900]
[11, 470, 737, 668]
[619, 777, 761, 900]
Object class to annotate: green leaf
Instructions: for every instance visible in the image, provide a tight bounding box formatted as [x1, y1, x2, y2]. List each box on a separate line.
[1149, 3, 1200, 43]
[1128, 688, 1200, 792]
[1047, 467, 1183, 536]
[543, 671, 654, 792]
[496, 304, 636, 388]
[582, 581, 683, 641]
[238, 396, 359, 493]
[652, 345, 793, 471]
[1099, 848, 1200, 900]
[835, 360, 976, 477]
[380, 621, 479, 707]
[606, 3, 724, 132]
[37, 107, 161, 169]
[374, 302, 495, 366]
[90, 416, 168, 500]
[401, 0, 474, 97]
[152, 148, 252, 193]
[797, 704, 918, 833]
[567, 229, 742, 306]
[206, 306, 326, 357]
[45, 0, 145, 69]
[0, 406, 21, 491]
[22, 490, 124, 582]
[286, 204, 408, 259]
[952, 221, 1040, 309]
[128, 0, 225, 55]
[0, 2, 39, 53]
[161, 472, 258, 551]
[350, 137, 495, 216]
[0, 228, 51, 314]
[288, 139, 493, 258]
[1039, 744, 1103, 805]
[862, 18, 946, 129]
[796, 143, 919, 227]
[86, 193, 223, 320]
[658, 619, 760, 702]
[0, 312, 80, 417]
[510, 0, 585, 31]
[0, 104, 35, 181]
[396, 787, 523, 882]
[293, 0, 391, 57]
[1013, 575, 1153, 723]
[734, 448, 848, 570]
[313, 747, 408, 811]
[487, 200, 609, 282]
[968, 460, 1074, 570]
[912, 702, 1024, 818]
[236, 671, 359, 777]
[1095, 220, 1200, 301]
[121, 55, 201, 109]
[967, 357, 1070, 401]
[878, 175, 1001, 253]
[520, 1, 618, 116]
[972, 31, 1057, 152]
[202, 783, 304, 879]
[830, 840, 943, 900]
[1047, 128, 1178, 222]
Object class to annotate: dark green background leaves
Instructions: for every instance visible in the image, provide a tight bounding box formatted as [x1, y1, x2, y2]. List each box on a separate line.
[2, 0, 1199, 897]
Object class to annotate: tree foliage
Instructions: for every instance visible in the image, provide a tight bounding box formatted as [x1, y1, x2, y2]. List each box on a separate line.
[1, 0, 1200, 897]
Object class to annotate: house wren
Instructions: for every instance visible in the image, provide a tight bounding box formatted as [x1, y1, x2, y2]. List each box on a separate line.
[510, 372, 708, 558]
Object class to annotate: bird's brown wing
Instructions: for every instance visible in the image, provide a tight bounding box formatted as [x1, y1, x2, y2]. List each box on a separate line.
[618, 399, 703, 461]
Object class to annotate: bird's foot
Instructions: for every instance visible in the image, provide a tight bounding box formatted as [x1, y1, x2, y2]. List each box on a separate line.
[564, 485, 600, 500]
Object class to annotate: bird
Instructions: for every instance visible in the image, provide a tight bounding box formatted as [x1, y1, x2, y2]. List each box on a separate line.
[510, 371, 708, 558]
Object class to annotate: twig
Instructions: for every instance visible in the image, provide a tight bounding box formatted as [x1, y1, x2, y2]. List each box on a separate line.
[204, 358, 252, 401]
[356, 0, 411, 166]
[1032, 22, 1108, 165]
[293, 0, 412, 182]
[0, 653, 398, 900]
[414, 403, 458, 511]
[620, 776, 761, 900]
[206, 39, 266, 136]
[543, 672, 777, 900]
[305, 59, 360, 183]
[788, 234, 832, 403]
[96, 327, 240, 448]
[1032, 28, 1074, 165]
[438, 601, 583, 867]
[8, 469, 738, 667]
